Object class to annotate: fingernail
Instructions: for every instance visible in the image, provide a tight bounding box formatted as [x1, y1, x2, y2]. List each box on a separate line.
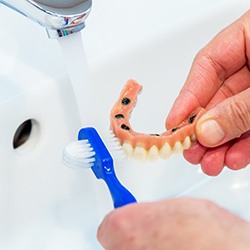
[198, 119, 225, 145]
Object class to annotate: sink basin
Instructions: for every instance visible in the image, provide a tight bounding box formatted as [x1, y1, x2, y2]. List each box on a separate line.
[0, 0, 249, 249]
[89, 0, 250, 221]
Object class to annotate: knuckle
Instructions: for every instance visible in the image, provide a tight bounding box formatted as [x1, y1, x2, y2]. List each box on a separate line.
[195, 50, 227, 84]
[229, 96, 250, 134]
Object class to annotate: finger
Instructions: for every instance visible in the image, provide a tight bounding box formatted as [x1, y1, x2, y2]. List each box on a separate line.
[97, 207, 130, 249]
[196, 87, 250, 147]
[166, 10, 250, 129]
[225, 131, 250, 170]
[207, 66, 250, 109]
[183, 142, 207, 165]
[200, 142, 231, 176]
[97, 203, 152, 249]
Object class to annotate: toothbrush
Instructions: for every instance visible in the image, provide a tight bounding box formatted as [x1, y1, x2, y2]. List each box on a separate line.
[63, 127, 137, 208]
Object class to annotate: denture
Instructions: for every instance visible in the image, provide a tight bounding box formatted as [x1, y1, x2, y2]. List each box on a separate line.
[110, 80, 206, 161]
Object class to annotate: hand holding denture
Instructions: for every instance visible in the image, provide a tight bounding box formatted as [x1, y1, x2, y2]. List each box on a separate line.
[166, 10, 250, 176]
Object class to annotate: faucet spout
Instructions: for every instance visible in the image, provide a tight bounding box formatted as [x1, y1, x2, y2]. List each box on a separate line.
[0, 0, 92, 38]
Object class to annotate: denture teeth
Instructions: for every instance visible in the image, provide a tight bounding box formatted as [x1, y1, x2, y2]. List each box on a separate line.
[159, 142, 172, 159]
[133, 146, 147, 161]
[173, 141, 183, 153]
[183, 136, 191, 150]
[122, 142, 133, 158]
[148, 145, 159, 161]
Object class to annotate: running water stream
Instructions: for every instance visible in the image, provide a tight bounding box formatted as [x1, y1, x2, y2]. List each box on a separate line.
[58, 32, 108, 242]
[58, 32, 93, 126]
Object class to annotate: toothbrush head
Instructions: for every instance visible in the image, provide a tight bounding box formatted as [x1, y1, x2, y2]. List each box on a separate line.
[62, 139, 96, 169]
[63, 128, 124, 170]
[62, 127, 137, 208]
[77, 127, 115, 180]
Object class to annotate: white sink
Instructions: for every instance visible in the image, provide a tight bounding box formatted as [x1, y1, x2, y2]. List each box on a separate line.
[0, 0, 249, 249]
[89, 0, 250, 218]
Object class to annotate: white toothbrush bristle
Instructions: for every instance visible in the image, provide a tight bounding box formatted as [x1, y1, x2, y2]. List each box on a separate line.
[102, 130, 125, 161]
[62, 140, 96, 169]
[62, 131, 125, 170]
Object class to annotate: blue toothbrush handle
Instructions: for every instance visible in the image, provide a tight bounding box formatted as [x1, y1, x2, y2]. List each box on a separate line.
[104, 173, 137, 208]
[78, 127, 137, 209]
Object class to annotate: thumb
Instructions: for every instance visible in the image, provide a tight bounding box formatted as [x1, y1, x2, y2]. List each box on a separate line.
[196, 89, 250, 147]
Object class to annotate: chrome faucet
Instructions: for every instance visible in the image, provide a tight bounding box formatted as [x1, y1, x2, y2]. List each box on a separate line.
[0, 0, 92, 38]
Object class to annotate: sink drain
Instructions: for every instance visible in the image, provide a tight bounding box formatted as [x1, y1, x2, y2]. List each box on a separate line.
[13, 119, 39, 153]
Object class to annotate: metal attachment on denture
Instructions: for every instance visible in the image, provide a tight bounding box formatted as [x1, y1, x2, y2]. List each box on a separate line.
[171, 127, 180, 132]
[189, 114, 197, 124]
[121, 98, 131, 106]
[121, 124, 130, 130]
[115, 114, 125, 119]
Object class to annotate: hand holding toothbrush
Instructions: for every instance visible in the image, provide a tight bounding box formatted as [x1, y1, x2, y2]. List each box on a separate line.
[166, 10, 250, 176]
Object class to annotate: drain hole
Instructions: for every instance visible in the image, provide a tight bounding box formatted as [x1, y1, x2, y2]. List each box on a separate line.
[13, 119, 36, 149]
[13, 120, 32, 149]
